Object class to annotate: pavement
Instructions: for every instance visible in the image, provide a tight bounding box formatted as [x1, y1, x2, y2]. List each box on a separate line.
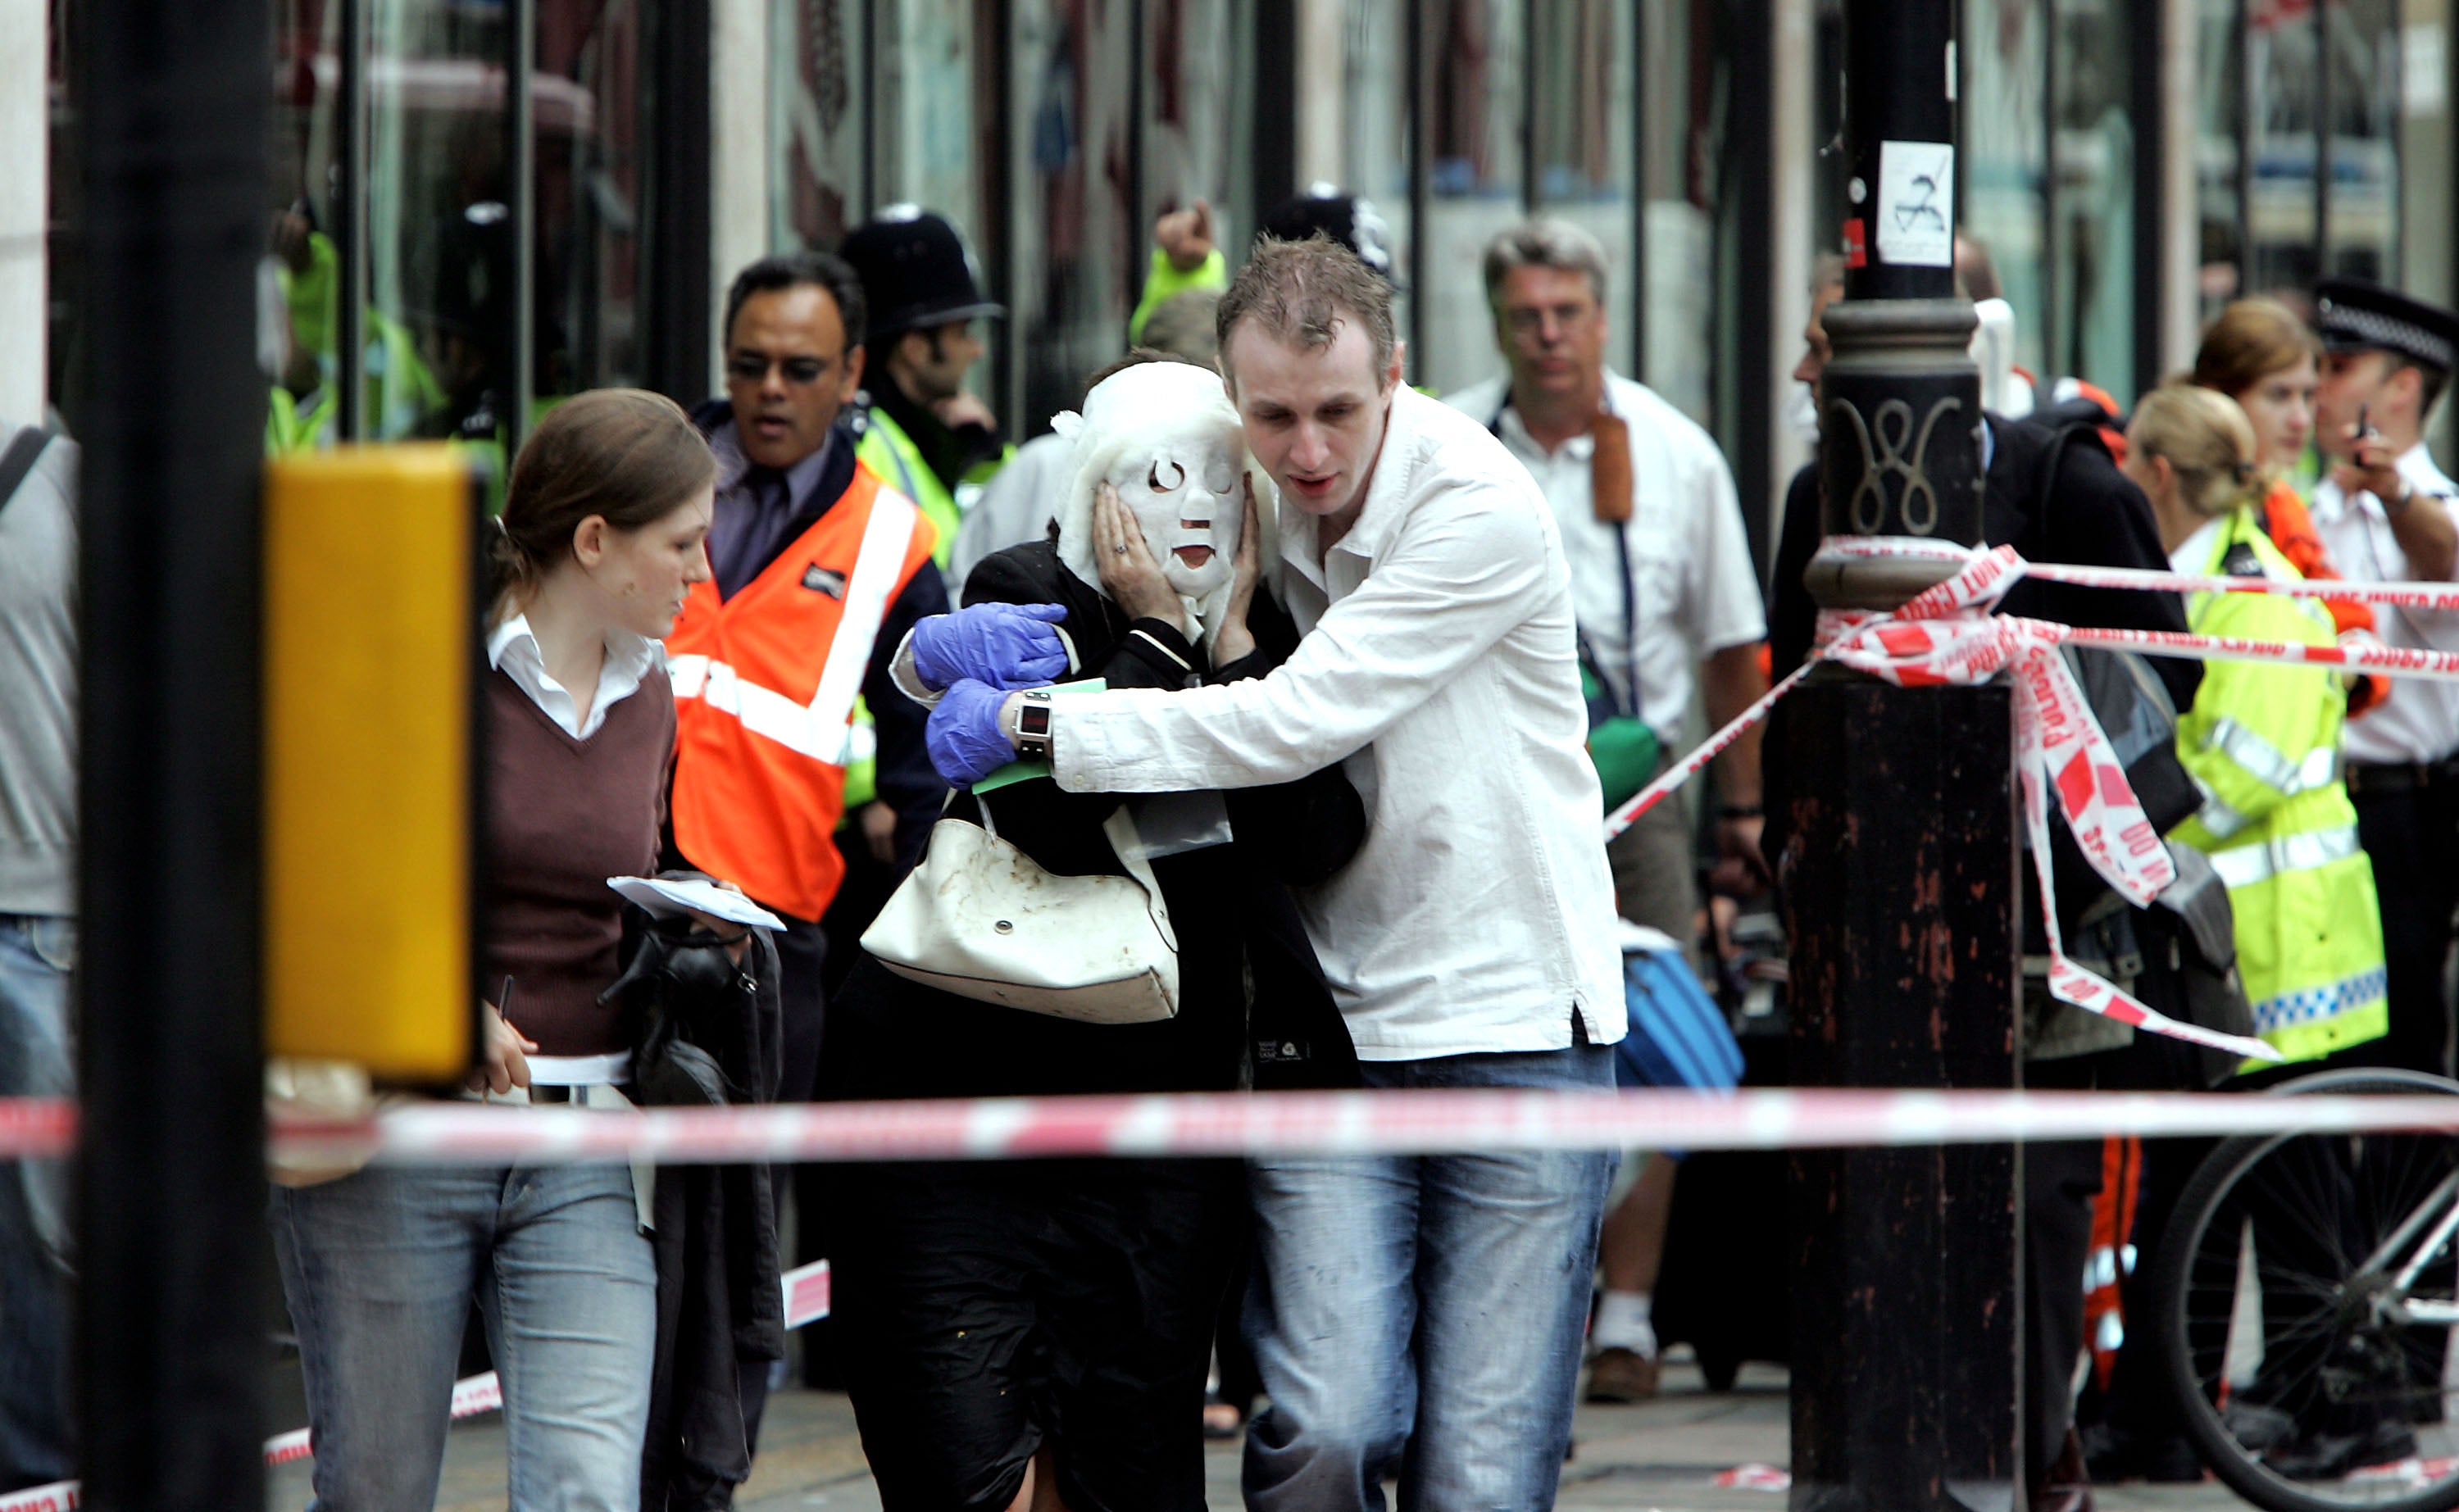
[265, 1351, 2265, 1510]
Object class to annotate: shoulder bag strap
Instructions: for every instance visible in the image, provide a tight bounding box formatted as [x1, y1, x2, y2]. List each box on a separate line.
[0, 428, 52, 524]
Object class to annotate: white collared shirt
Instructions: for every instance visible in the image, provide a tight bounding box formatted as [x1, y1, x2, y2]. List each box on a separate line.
[1048, 384, 1625, 1060]
[1443, 373, 1766, 733]
[488, 613, 661, 739]
[2309, 443, 2459, 765]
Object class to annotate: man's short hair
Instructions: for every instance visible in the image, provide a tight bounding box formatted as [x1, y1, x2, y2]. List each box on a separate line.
[722, 252, 868, 352]
[1481, 220, 1609, 306]
[1216, 235, 1398, 386]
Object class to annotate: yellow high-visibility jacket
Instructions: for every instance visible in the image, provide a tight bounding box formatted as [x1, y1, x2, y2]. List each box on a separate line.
[2166, 509, 2388, 1066]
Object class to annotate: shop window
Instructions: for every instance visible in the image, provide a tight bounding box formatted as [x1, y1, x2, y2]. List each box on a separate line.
[770, 0, 869, 252]
[2246, 0, 2321, 298]
[1419, 0, 1523, 395]
[1142, 0, 1256, 275]
[2051, 0, 2136, 401]
[1009, 0, 1139, 430]
[1531, 0, 1636, 379]
[1961, 0, 2048, 383]
[2196, 0, 2244, 319]
[1643, 0, 1729, 427]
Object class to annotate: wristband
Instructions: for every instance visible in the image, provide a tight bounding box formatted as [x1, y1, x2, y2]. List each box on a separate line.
[1717, 803, 1765, 820]
[1014, 688, 1054, 761]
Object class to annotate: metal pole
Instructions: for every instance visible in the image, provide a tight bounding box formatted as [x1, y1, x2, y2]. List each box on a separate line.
[507, 0, 536, 457]
[74, 0, 270, 1505]
[1785, 0, 2021, 1502]
[337, 0, 368, 440]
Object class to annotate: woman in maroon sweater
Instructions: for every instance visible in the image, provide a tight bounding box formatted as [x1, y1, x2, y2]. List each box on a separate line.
[269, 389, 718, 1512]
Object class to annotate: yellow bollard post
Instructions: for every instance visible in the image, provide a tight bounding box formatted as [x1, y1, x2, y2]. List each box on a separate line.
[262, 445, 481, 1078]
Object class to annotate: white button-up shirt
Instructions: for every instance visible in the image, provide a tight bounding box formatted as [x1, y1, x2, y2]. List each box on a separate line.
[2309, 443, 2459, 765]
[1443, 373, 1766, 734]
[488, 613, 661, 739]
[1048, 384, 1625, 1060]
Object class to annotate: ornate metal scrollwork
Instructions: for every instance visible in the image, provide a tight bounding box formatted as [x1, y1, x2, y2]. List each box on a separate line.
[1826, 393, 1963, 537]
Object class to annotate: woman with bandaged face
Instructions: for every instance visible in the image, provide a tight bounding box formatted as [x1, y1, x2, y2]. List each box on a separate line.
[822, 353, 1365, 1512]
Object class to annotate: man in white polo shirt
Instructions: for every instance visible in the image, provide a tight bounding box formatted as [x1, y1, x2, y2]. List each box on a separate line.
[916, 236, 1625, 1507]
[2307, 275, 2459, 1076]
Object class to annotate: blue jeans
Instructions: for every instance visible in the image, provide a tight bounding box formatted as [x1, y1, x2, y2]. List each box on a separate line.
[270, 1162, 656, 1511]
[0, 915, 75, 1491]
[1241, 1036, 1617, 1511]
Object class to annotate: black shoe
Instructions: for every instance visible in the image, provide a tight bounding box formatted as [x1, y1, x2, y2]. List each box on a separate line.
[2266, 1419, 2418, 1480]
[2083, 1422, 2204, 1484]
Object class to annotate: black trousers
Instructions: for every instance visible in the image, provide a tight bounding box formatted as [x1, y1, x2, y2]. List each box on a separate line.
[2025, 1113, 2106, 1484]
[2348, 782, 2459, 1078]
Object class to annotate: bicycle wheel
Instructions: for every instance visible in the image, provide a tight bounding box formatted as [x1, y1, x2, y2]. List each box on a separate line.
[2153, 1068, 2459, 1512]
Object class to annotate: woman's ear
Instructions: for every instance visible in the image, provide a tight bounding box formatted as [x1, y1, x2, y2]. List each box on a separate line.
[570, 514, 609, 567]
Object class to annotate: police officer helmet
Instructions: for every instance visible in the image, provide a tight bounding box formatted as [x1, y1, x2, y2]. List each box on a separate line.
[1258, 184, 1403, 289]
[839, 206, 1007, 341]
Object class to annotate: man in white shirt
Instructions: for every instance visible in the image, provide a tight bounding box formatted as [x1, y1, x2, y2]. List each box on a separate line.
[2307, 276, 2459, 1076]
[1446, 219, 1767, 1403]
[916, 237, 1625, 1506]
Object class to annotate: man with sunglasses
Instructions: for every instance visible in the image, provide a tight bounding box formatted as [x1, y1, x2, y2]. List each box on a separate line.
[676, 250, 950, 1442]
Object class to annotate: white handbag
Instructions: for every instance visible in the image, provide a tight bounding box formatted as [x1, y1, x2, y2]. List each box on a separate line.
[861, 799, 1180, 1024]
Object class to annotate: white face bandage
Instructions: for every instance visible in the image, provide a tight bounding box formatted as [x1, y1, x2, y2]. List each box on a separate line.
[1104, 432, 1244, 602]
[1050, 362, 1274, 646]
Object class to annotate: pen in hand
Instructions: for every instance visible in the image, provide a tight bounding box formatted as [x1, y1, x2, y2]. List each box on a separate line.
[470, 974, 537, 1095]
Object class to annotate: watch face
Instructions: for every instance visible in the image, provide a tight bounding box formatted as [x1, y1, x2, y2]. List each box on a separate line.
[1020, 704, 1053, 736]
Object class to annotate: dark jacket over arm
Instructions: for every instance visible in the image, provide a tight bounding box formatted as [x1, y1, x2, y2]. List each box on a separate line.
[866, 564, 949, 869]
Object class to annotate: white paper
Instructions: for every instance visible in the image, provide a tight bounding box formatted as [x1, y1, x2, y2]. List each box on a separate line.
[608, 875, 788, 932]
[1875, 141, 1955, 269]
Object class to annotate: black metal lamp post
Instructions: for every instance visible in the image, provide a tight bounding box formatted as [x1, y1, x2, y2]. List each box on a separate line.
[1779, 0, 2025, 1506]
[75, 0, 270, 1505]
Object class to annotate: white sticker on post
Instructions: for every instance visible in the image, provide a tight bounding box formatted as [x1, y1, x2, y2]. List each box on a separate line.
[1875, 141, 1955, 269]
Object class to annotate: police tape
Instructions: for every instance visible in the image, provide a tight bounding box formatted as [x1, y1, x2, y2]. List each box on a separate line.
[0, 1260, 834, 1510]
[1822, 534, 2459, 614]
[19, 1087, 2459, 1166]
[1603, 538, 2459, 1065]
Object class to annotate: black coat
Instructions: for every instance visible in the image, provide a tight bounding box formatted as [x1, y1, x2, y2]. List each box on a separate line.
[823, 539, 1366, 1102]
[612, 912, 786, 1510]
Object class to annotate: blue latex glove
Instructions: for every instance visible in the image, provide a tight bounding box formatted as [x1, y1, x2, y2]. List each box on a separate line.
[925, 679, 1020, 788]
[911, 602, 1070, 691]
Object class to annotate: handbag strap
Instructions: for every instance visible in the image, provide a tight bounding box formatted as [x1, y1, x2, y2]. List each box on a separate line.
[1101, 806, 1179, 953]
[0, 428, 52, 525]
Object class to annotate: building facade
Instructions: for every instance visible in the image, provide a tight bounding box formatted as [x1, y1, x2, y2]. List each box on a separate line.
[25, 0, 2459, 570]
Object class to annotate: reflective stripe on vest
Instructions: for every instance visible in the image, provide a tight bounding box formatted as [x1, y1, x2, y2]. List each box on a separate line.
[2208, 823, 2364, 890]
[2205, 718, 2340, 797]
[668, 492, 919, 764]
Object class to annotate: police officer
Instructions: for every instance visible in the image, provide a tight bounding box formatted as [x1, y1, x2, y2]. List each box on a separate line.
[839, 207, 1008, 568]
[2307, 277, 2459, 1077]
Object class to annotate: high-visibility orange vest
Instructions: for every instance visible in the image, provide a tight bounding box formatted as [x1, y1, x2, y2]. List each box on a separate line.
[666, 465, 937, 921]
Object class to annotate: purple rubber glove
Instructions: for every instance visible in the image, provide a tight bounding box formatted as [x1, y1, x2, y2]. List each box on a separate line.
[910, 602, 1070, 691]
[925, 679, 1021, 788]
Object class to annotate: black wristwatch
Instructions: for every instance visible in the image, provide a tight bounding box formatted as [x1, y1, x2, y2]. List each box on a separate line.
[1014, 688, 1055, 761]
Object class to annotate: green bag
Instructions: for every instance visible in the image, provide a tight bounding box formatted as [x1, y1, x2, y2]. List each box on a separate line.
[1580, 665, 1660, 810]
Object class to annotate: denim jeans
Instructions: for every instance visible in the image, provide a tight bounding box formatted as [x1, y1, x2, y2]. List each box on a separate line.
[270, 1161, 656, 1512]
[0, 914, 75, 1491]
[1241, 1034, 1617, 1511]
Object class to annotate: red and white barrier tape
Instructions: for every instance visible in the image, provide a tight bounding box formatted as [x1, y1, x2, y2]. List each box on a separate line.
[1824, 534, 2459, 614]
[1611, 543, 2275, 1061]
[0, 1260, 833, 1508]
[19, 1087, 2459, 1165]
